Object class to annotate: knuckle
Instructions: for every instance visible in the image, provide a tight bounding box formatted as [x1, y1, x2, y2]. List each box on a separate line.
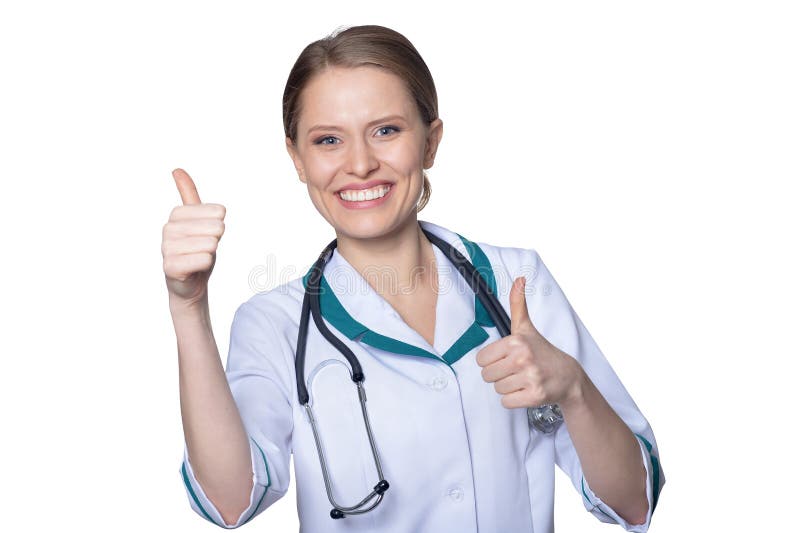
[523, 366, 540, 385]
[533, 384, 547, 404]
[211, 203, 226, 219]
[508, 335, 525, 350]
[163, 258, 175, 276]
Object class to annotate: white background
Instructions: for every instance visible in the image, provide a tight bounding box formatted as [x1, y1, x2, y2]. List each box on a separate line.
[1, 1, 797, 531]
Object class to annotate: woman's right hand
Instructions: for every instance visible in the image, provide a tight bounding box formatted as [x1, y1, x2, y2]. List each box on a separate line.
[162, 168, 227, 310]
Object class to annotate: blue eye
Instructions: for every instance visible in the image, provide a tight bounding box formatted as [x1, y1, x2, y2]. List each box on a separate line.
[377, 126, 399, 136]
[314, 136, 339, 145]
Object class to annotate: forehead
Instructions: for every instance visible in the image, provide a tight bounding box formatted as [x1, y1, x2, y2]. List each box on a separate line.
[297, 66, 418, 131]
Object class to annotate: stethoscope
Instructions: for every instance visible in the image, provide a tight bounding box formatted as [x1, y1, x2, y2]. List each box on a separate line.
[295, 227, 564, 520]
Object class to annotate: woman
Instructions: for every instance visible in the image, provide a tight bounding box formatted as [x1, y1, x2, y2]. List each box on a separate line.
[163, 24, 664, 532]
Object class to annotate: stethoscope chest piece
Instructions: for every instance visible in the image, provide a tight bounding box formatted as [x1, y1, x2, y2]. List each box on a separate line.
[528, 404, 564, 433]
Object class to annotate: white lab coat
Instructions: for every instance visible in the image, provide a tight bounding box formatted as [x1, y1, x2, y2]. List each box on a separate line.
[179, 220, 664, 532]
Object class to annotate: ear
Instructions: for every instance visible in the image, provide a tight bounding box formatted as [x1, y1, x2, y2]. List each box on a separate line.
[423, 118, 443, 170]
[285, 137, 307, 184]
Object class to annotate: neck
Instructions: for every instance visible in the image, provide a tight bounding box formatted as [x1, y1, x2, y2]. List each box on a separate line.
[335, 217, 435, 297]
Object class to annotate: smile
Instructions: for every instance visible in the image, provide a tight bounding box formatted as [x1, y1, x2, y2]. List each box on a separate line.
[338, 184, 392, 202]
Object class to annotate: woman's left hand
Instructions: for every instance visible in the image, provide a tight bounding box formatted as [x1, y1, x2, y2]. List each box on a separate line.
[476, 276, 585, 410]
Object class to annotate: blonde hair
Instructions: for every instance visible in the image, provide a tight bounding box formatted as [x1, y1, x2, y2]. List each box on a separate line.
[283, 25, 438, 212]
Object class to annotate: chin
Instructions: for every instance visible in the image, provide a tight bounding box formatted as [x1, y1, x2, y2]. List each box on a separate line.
[334, 217, 393, 240]
[329, 211, 417, 242]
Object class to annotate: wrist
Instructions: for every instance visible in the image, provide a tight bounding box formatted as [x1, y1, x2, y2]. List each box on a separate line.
[560, 359, 589, 412]
[169, 293, 210, 322]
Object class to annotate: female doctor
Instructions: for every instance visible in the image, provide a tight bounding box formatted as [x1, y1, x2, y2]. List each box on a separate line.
[163, 25, 664, 532]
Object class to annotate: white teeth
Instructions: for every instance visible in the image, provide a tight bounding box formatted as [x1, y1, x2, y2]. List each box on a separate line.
[339, 185, 390, 202]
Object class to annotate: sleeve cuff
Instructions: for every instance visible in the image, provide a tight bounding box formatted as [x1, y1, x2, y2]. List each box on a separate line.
[580, 435, 661, 532]
[179, 437, 272, 528]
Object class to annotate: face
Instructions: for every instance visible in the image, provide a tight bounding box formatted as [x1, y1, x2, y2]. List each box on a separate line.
[285, 66, 443, 241]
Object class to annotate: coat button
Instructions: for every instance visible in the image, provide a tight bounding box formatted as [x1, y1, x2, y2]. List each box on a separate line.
[428, 376, 448, 391]
[448, 486, 464, 502]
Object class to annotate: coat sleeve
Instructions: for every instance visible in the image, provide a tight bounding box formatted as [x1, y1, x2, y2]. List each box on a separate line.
[516, 248, 665, 532]
[178, 299, 295, 528]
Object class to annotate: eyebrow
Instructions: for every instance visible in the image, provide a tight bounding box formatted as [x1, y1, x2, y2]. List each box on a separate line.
[307, 114, 408, 135]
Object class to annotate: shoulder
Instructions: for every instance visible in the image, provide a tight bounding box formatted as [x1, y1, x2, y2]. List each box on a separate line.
[233, 275, 306, 341]
[456, 231, 549, 292]
[420, 219, 556, 299]
[421, 219, 544, 273]
[451, 229, 586, 359]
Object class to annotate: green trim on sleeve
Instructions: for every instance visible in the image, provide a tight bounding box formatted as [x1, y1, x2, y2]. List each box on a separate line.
[181, 437, 275, 527]
[181, 461, 216, 525]
[243, 436, 272, 524]
[635, 433, 662, 510]
[581, 476, 613, 520]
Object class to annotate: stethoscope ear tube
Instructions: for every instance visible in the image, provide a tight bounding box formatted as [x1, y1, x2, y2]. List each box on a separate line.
[296, 238, 391, 519]
[421, 229, 512, 336]
[421, 229, 563, 433]
[294, 241, 330, 406]
[295, 228, 564, 521]
[296, 238, 365, 406]
[295, 289, 312, 405]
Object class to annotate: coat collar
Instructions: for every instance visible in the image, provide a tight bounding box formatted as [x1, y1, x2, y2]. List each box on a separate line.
[302, 220, 498, 368]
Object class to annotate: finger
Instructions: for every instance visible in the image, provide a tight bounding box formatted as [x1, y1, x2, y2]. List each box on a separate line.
[163, 235, 220, 256]
[500, 389, 534, 410]
[480, 354, 517, 383]
[493, 373, 526, 395]
[172, 168, 202, 205]
[163, 218, 226, 238]
[510, 276, 535, 335]
[475, 337, 515, 367]
[169, 203, 226, 222]
[163, 252, 215, 281]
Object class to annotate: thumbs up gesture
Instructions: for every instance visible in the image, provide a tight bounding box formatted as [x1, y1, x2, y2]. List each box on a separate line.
[162, 168, 227, 309]
[476, 277, 583, 410]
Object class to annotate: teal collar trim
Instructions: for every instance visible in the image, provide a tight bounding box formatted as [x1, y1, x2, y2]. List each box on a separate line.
[301, 231, 499, 367]
[441, 321, 490, 364]
[455, 232, 497, 328]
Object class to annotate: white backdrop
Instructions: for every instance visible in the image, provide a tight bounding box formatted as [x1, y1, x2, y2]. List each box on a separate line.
[1, 1, 797, 531]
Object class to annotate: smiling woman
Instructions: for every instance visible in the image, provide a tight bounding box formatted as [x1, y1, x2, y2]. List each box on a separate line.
[284, 61, 442, 243]
[165, 24, 664, 533]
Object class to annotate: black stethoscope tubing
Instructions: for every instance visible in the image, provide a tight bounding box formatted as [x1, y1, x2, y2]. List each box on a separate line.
[293, 228, 561, 519]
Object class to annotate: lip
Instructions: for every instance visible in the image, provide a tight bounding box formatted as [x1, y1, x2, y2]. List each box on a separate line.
[336, 179, 394, 192]
[336, 183, 394, 209]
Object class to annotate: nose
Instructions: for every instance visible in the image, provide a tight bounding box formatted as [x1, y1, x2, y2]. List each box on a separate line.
[344, 136, 379, 178]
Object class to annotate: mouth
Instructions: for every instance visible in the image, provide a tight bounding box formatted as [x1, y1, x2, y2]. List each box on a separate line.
[338, 183, 392, 202]
[336, 183, 395, 209]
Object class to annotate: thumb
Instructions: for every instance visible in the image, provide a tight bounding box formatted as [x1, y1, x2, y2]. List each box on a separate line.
[172, 168, 201, 205]
[510, 276, 536, 335]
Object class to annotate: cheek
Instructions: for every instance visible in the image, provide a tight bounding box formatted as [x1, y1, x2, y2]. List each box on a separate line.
[380, 141, 425, 174]
[304, 157, 340, 186]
